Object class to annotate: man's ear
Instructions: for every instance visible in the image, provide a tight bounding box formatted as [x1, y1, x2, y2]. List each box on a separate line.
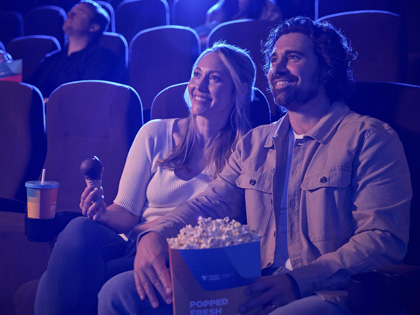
[89, 23, 100, 33]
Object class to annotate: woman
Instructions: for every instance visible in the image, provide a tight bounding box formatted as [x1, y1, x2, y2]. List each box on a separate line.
[34, 42, 257, 315]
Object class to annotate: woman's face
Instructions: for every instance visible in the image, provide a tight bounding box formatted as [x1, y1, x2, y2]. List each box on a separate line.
[188, 52, 235, 119]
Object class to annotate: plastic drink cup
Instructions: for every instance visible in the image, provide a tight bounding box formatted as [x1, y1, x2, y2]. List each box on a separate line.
[25, 181, 59, 219]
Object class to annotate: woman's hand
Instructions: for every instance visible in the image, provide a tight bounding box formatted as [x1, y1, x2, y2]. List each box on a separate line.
[79, 186, 107, 221]
[239, 274, 300, 314]
[134, 232, 173, 309]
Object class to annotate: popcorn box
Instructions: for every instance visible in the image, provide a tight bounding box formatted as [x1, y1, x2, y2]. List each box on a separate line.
[169, 241, 261, 315]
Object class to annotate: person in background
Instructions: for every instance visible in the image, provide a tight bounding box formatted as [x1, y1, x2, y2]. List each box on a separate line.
[196, 0, 282, 46]
[0, 49, 12, 63]
[206, 0, 282, 25]
[26, 0, 119, 99]
[34, 42, 258, 315]
[98, 16, 412, 314]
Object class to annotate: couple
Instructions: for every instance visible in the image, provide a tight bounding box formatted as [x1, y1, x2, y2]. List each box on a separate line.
[35, 16, 411, 315]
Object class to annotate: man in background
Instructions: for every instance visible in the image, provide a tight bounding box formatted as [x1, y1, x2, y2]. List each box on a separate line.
[27, 0, 119, 99]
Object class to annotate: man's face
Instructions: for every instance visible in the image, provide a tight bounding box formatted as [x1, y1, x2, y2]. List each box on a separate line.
[62, 3, 96, 36]
[268, 32, 323, 109]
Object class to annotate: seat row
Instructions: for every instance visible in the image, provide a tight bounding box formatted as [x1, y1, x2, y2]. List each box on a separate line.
[0, 79, 271, 213]
[1, 74, 420, 313]
[0, 0, 219, 47]
[3, 10, 412, 121]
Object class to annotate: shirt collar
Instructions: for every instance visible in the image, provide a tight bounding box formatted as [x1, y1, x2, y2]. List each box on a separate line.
[264, 115, 289, 148]
[265, 102, 350, 147]
[306, 102, 350, 144]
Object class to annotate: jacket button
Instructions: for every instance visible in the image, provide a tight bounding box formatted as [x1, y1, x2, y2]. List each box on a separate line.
[320, 176, 327, 183]
[249, 179, 256, 185]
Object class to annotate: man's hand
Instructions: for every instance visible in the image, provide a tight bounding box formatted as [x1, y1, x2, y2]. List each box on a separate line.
[240, 274, 300, 314]
[134, 232, 173, 309]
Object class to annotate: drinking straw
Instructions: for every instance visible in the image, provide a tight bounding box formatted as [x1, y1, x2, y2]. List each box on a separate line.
[41, 169, 46, 184]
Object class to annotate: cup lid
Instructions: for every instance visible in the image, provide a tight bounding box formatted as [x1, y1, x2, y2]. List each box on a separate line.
[25, 181, 60, 189]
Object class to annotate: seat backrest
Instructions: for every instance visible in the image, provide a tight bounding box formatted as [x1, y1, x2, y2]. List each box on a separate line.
[171, 0, 218, 27]
[6, 35, 61, 81]
[129, 25, 200, 119]
[151, 82, 271, 127]
[315, 0, 404, 19]
[116, 0, 169, 44]
[97, 0, 116, 32]
[44, 80, 143, 212]
[207, 19, 279, 120]
[24, 5, 67, 47]
[0, 81, 46, 203]
[0, 11, 24, 46]
[347, 81, 420, 265]
[99, 31, 128, 82]
[318, 10, 406, 83]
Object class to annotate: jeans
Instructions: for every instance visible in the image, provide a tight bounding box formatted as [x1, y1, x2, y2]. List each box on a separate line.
[34, 217, 135, 315]
[98, 270, 351, 315]
[98, 270, 173, 315]
[268, 296, 351, 315]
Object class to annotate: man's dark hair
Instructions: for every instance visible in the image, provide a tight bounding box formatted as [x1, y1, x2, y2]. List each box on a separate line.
[80, 0, 110, 41]
[263, 16, 357, 103]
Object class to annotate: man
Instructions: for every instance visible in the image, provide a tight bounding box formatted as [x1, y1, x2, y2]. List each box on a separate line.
[27, 0, 119, 98]
[98, 17, 412, 314]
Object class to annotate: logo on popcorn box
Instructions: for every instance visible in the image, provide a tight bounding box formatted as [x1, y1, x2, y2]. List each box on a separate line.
[168, 217, 261, 315]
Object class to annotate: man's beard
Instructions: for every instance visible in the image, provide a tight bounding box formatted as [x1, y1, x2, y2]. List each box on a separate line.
[273, 72, 323, 109]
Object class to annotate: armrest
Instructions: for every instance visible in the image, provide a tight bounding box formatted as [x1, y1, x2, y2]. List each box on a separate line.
[348, 265, 420, 314]
[0, 198, 26, 213]
[25, 211, 83, 242]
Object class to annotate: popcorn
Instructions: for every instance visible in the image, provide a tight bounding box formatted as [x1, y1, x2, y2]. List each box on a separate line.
[167, 216, 260, 249]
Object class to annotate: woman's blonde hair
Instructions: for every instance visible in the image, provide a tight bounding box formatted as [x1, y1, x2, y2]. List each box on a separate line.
[158, 42, 256, 177]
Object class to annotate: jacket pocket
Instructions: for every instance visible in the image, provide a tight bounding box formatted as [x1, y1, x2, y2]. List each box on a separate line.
[236, 171, 273, 193]
[236, 171, 273, 237]
[301, 167, 353, 244]
[301, 167, 351, 191]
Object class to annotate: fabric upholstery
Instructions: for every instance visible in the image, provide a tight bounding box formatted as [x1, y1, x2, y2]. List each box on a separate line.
[7, 35, 61, 81]
[150, 82, 271, 127]
[318, 10, 406, 82]
[0, 81, 46, 205]
[43, 80, 143, 212]
[129, 25, 200, 117]
[207, 19, 280, 119]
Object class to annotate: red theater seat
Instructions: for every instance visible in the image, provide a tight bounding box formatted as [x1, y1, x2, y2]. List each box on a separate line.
[151, 82, 271, 128]
[207, 19, 280, 120]
[318, 10, 407, 83]
[129, 25, 200, 120]
[44, 80, 143, 212]
[24, 5, 67, 47]
[6, 35, 61, 81]
[116, 0, 169, 44]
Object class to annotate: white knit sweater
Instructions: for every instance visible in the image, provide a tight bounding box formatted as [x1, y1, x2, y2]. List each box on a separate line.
[114, 119, 213, 223]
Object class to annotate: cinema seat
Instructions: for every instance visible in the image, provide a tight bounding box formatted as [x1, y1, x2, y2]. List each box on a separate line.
[151, 82, 271, 127]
